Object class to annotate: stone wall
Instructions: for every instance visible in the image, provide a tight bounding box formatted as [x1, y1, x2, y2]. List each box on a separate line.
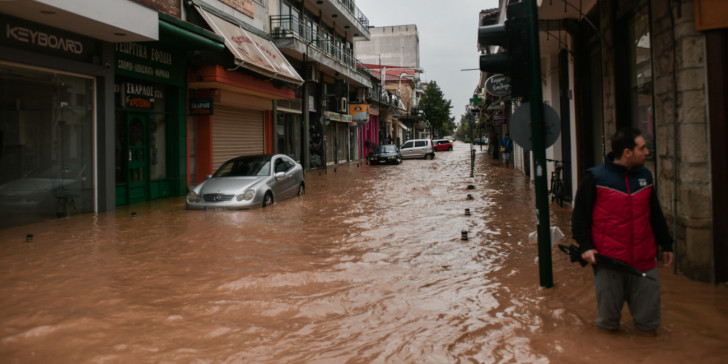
[598, 0, 617, 138]
[651, 0, 713, 281]
[595, 0, 713, 281]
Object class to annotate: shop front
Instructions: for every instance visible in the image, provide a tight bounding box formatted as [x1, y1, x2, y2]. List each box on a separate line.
[350, 103, 369, 161]
[113, 13, 224, 206]
[275, 98, 303, 162]
[362, 105, 380, 157]
[0, 14, 112, 229]
[323, 111, 353, 165]
[114, 42, 187, 206]
[187, 6, 302, 183]
[187, 66, 298, 183]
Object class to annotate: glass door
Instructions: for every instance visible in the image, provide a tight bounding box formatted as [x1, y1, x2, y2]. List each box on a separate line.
[126, 113, 149, 204]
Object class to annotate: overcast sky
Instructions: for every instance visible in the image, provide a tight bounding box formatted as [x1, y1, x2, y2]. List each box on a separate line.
[355, 0, 500, 121]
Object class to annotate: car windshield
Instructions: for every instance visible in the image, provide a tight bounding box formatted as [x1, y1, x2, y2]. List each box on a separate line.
[213, 156, 271, 177]
[375, 145, 397, 153]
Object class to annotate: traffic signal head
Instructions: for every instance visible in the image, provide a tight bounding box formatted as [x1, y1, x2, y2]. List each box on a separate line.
[477, 2, 529, 100]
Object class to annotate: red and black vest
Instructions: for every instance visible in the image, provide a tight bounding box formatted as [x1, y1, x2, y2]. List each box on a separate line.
[588, 159, 657, 271]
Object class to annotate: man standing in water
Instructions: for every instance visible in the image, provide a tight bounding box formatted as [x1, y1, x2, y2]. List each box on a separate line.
[571, 128, 674, 336]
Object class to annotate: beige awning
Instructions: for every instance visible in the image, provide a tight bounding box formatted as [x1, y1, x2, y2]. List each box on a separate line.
[396, 121, 409, 131]
[195, 6, 303, 85]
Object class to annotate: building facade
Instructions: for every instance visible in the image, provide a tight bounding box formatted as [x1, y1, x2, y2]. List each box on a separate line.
[0, 0, 307, 229]
[475, 0, 728, 282]
[356, 25, 425, 144]
[270, 0, 373, 170]
[0, 0, 158, 228]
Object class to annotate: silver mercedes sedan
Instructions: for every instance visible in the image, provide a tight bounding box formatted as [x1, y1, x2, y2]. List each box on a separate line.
[186, 154, 304, 210]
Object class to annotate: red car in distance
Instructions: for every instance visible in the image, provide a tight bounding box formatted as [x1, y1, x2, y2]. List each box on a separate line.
[433, 139, 453, 151]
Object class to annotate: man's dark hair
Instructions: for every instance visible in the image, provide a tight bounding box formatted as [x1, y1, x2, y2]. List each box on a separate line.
[611, 127, 642, 158]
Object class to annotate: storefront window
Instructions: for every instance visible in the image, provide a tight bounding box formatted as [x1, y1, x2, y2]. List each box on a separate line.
[350, 127, 359, 160]
[0, 62, 95, 228]
[276, 112, 302, 162]
[337, 123, 348, 163]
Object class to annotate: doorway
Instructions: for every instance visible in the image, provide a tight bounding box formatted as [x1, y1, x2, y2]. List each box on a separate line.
[126, 113, 149, 204]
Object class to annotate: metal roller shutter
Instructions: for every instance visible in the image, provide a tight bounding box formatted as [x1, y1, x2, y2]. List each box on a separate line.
[212, 106, 264, 170]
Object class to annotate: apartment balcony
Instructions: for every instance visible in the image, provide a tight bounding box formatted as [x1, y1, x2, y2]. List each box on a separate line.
[271, 15, 371, 88]
[314, 0, 370, 40]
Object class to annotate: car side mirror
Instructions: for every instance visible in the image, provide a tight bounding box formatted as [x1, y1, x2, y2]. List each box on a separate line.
[275, 171, 286, 179]
[205, 174, 212, 180]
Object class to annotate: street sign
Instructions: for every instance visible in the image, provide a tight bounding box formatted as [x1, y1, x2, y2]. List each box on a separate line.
[509, 102, 560, 151]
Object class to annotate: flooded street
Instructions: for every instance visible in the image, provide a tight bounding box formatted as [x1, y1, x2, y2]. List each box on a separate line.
[1, 143, 727, 363]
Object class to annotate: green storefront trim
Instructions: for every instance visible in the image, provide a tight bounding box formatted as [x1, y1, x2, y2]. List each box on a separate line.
[158, 13, 224, 52]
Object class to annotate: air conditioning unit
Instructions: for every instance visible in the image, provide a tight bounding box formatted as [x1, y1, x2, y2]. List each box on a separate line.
[337, 97, 348, 113]
[305, 66, 318, 82]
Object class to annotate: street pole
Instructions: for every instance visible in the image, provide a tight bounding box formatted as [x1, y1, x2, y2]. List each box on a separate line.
[468, 112, 475, 177]
[525, 0, 553, 288]
[302, 51, 310, 170]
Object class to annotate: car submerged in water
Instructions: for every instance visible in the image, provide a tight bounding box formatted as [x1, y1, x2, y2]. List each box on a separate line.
[186, 154, 304, 210]
[399, 139, 435, 159]
[433, 139, 453, 151]
[368, 144, 402, 165]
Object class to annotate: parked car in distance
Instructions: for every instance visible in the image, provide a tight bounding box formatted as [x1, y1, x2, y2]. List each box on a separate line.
[368, 144, 402, 165]
[186, 154, 304, 210]
[433, 139, 454, 151]
[400, 139, 436, 159]
[472, 137, 488, 145]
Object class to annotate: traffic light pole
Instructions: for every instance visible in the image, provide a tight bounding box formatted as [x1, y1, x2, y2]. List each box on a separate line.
[525, 0, 553, 288]
[477, 0, 554, 288]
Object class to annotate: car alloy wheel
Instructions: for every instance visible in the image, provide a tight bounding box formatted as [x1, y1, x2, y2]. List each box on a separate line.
[262, 191, 274, 207]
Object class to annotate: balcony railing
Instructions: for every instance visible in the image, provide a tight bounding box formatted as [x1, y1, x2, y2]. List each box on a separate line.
[271, 15, 356, 70]
[336, 0, 369, 30]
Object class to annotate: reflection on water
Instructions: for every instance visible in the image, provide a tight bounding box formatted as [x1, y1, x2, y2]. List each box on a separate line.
[1, 144, 727, 363]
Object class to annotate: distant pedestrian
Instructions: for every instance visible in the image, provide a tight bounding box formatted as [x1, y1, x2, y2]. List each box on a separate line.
[500, 133, 512, 167]
[571, 127, 673, 336]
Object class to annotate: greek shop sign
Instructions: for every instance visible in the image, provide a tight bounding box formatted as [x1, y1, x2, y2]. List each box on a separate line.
[189, 98, 214, 115]
[115, 42, 184, 86]
[117, 81, 164, 109]
[1, 14, 99, 62]
[485, 74, 511, 97]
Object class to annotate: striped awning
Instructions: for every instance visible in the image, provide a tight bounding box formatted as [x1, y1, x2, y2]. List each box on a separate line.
[195, 6, 303, 85]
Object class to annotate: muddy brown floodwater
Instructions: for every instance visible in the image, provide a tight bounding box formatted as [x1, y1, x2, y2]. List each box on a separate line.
[1, 143, 727, 363]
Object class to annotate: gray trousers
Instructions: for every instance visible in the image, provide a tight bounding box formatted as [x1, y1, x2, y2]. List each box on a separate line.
[593, 266, 661, 331]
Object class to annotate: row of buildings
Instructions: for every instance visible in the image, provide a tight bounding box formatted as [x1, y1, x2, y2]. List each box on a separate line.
[0, 0, 426, 229]
[473, 0, 727, 283]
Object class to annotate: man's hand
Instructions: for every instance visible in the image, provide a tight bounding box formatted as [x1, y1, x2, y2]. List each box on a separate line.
[662, 252, 674, 266]
[581, 249, 598, 265]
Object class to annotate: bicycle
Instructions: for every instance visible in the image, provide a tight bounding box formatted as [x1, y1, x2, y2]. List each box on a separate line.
[547, 159, 566, 207]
